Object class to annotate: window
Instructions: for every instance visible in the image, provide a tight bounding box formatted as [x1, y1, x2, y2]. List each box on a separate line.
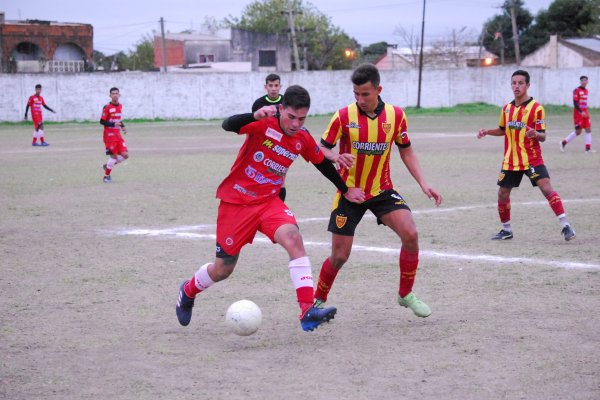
[198, 54, 215, 63]
[259, 50, 276, 67]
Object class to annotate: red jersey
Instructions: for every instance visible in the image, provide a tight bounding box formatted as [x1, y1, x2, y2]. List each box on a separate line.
[498, 97, 546, 170]
[216, 117, 324, 205]
[321, 99, 409, 200]
[101, 102, 124, 142]
[27, 95, 46, 120]
[573, 86, 588, 110]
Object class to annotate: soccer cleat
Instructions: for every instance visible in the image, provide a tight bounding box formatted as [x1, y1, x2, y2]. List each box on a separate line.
[559, 141, 565, 152]
[32, 142, 40, 146]
[40, 142, 50, 146]
[103, 175, 112, 183]
[300, 305, 336, 332]
[398, 292, 432, 318]
[176, 281, 195, 326]
[561, 225, 576, 241]
[491, 229, 513, 240]
[585, 149, 597, 153]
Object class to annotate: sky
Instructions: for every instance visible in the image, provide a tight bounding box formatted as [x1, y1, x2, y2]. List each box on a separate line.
[0, 0, 553, 54]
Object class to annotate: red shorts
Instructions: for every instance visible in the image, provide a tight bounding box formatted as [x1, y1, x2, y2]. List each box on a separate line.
[216, 197, 298, 256]
[105, 139, 128, 155]
[32, 118, 43, 130]
[574, 111, 591, 129]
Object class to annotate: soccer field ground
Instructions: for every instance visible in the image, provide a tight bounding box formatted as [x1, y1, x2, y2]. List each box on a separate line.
[1, 112, 599, 399]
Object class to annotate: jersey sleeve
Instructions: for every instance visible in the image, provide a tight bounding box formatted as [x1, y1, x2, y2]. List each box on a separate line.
[27, 96, 33, 107]
[394, 108, 410, 147]
[533, 104, 546, 132]
[300, 130, 325, 164]
[498, 106, 506, 129]
[239, 118, 264, 136]
[101, 105, 109, 120]
[321, 111, 343, 147]
[41, 96, 46, 106]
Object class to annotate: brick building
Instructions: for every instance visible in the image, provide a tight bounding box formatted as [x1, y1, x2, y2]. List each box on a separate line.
[153, 28, 291, 72]
[0, 12, 93, 73]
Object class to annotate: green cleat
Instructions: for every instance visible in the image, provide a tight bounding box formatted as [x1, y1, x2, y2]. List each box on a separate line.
[398, 292, 432, 318]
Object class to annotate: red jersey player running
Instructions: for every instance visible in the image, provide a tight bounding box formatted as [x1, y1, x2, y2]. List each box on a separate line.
[560, 75, 595, 153]
[175, 85, 365, 332]
[478, 70, 576, 241]
[100, 87, 128, 183]
[24, 84, 56, 147]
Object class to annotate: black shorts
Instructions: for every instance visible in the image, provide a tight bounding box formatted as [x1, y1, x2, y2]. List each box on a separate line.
[327, 189, 411, 236]
[496, 165, 550, 188]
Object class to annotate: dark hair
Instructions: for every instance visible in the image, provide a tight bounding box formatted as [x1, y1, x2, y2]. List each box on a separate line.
[110, 87, 119, 93]
[512, 70, 530, 84]
[580, 75, 588, 80]
[265, 74, 280, 84]
[351, 63, 380, 87]
[282, 85, 310, 109]
[35, 84, 42, 89]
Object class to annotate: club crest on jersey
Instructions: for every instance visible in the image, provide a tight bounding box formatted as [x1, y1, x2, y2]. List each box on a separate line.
[265, 127, 283, 142]
[253, 151, 265, 162]
[335, 214, 347, 229]
[225, 237, 234, 246]
[382, 122, 392, 134]
[346, 121, 361, 129]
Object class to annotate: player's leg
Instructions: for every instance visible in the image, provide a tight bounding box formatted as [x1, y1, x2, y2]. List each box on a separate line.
[493, 170, 519, 239]
[32, 120, 40, 146]
[531, 170, 575, 241]
[314, 195, 364, 304]
[263, 200, 336, 331]
[37, 122, 48, 146]
[584, 127, 594, 153]
[561, 124, 581, 152]
[116, 150, 129, 163]
[103, 154, 117, 183]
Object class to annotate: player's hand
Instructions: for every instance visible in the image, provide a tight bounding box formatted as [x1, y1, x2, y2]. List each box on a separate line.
[582, 110, 589, 119]
[336, 153, 355, 170]
[423, 186, 442, 206]
[525, 128, 538, 139]
[122, 128, 127, 135]
[254, 106, 277, 120]
[477, 129, 487, 139]
[343, 187, 365, 204]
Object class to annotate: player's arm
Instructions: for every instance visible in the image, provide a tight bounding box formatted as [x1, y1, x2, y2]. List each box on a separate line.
[319, 140, 355, 170]
[222, 106, 277, 133]
[477, 127, 504, 138]
[43, 104, 56, 113]
[312, 159, 364, 203]
[525, 127, 546, 142]
[398, 145, 442, 206]
[24, 104, 29, 119]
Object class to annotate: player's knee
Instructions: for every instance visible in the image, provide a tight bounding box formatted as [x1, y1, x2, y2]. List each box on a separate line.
[401, 229, 419, 249]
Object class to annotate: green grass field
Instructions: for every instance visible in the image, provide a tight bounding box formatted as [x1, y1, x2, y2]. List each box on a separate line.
[1, 108, 599, 399]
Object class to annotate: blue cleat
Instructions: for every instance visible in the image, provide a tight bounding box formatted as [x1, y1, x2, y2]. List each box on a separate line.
[176, 281, 195, 326]
[103, 175, 112, 183]
[32, 143, 40, 146]
[40, 142, 50, 146]
[300, 304, 336, 332]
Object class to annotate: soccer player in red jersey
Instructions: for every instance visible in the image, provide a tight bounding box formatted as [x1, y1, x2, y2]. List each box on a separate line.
[560, 75, 595, 153]
[175, 85, 365, 332]
[314, 63, 442, 318]
[100, 87, 128, 183]
[24, 84, 56, 146]
[478, 70, 576, 241]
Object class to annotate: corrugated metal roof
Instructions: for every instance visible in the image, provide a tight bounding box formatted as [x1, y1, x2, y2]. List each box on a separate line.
[563, 38, 600, 53]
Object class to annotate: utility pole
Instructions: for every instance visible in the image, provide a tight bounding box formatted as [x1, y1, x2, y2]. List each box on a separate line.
[160, 17, 168, 73]
[285, 0, 301, 71]
[416, 0, 426, 109]
[509, 0, 521, 65]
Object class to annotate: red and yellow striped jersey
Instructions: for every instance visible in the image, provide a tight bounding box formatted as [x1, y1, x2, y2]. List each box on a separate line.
[498, 97, 546, 170]
[321, 99, 409, 200]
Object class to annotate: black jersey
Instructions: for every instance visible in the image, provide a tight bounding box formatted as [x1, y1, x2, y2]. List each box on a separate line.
[251, 95, 283, 113]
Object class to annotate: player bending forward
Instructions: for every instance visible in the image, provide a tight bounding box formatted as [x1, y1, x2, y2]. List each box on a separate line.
[100, 87, 128, 183]
[175, 85, 365, 332]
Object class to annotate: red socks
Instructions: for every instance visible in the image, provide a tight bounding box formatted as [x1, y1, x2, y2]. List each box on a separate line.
[184, 278, 201, 297]
[498, 199, 511, 223]
[314, 258, 339, 302]
[399, 248, 419, 298]
[297, 287, 314, 316]
[546, 191, 565, 216]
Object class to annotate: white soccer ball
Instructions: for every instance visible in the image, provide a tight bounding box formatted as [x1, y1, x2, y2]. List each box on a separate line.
[225, 300, 262, 336]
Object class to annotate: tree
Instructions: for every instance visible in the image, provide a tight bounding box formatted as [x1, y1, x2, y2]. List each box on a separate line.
[225, 0, 357, 70]
[361, 41, 389, 64]
[392, 26, 422, 67]
[125, 34, 156, 71]
[482, 0, 534, 62]
[532, 0, 600, 38]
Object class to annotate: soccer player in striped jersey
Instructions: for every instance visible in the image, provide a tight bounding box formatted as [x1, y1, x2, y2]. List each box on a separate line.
[314, 63, 442, 318]
[175, 85, 365, 332]
[560, 76, 595, 153]
[478, 70, 576, 241]
[100, 87, 128, 183]
[24, 84, 56, 146]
